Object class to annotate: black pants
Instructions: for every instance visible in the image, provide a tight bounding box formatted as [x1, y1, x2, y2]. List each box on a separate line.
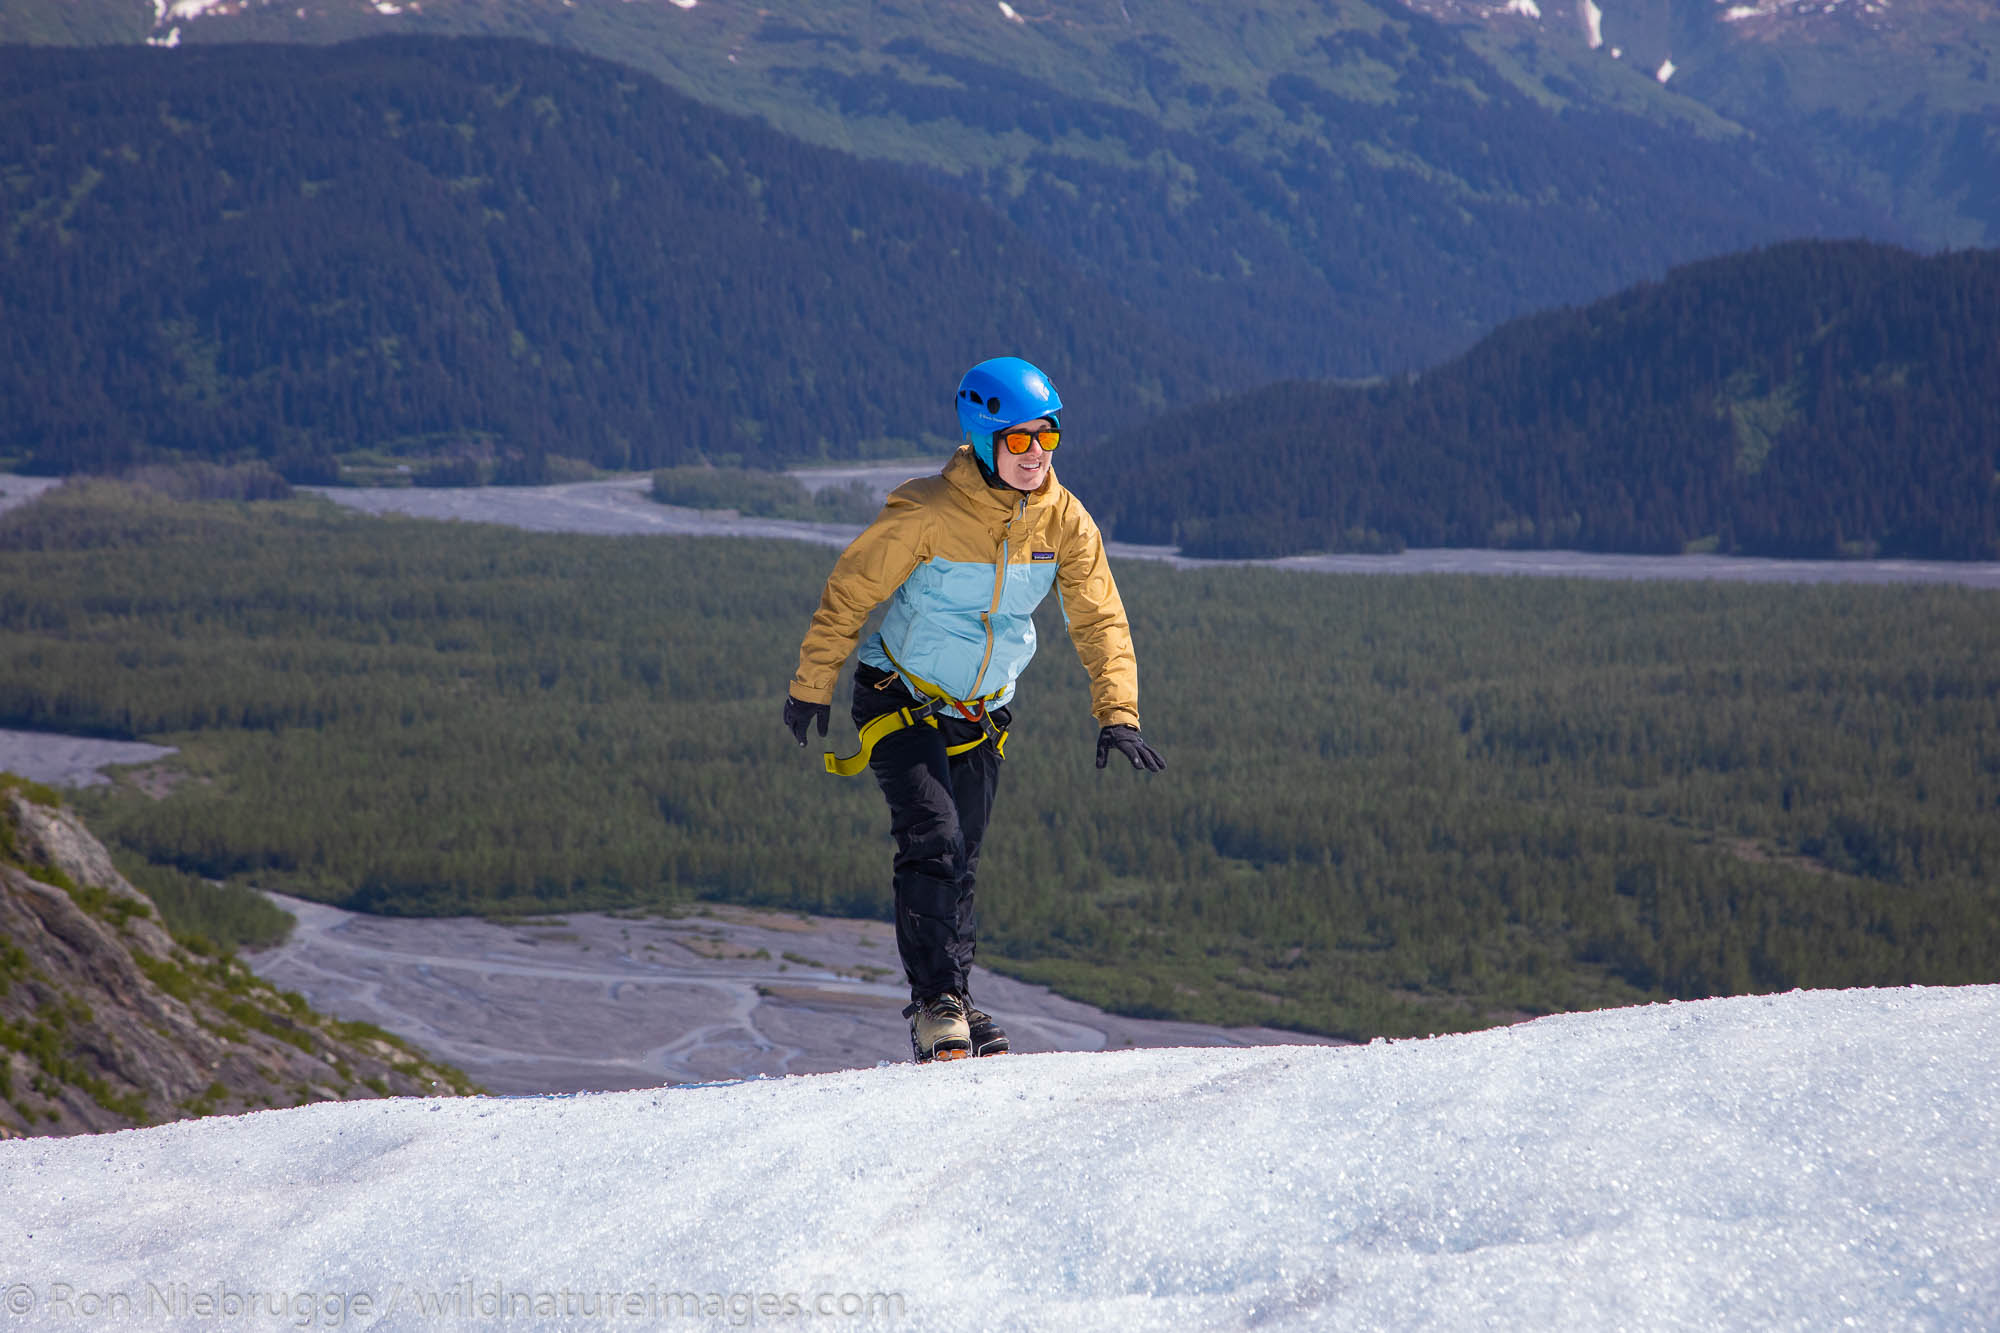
[853, 663, 1009, 1002]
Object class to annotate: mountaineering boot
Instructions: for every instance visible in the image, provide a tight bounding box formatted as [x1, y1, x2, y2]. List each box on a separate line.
[966, 1005, 1009, 1057]
[903, 992, 972, 1063]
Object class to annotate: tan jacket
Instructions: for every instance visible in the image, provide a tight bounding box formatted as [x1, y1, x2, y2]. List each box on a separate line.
[791, 448, 1140, 728]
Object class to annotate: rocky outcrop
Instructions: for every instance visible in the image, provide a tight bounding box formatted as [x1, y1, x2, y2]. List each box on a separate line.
[0, 783, 477, 1138]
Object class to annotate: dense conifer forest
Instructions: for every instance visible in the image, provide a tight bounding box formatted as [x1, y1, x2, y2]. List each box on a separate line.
[24, 1, 1908, 382]
[0, 38, 1240, 480]
[649, 468, 879, 525]
[3, 485, 1996, 1039]
[1069, 241, 2000, 561]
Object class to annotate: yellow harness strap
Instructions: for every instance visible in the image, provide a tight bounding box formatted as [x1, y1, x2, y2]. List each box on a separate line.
[823, 664, 1009, 777]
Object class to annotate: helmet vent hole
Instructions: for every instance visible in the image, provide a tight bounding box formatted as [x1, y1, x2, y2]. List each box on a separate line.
[986, 397, 1001, 414]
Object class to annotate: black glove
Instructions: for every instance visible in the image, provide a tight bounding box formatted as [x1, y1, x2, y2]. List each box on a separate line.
[1096, 725, 1165, 773]
[784, 695, 829, 747]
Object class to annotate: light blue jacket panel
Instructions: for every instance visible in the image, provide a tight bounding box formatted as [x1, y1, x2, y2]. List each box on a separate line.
[861, 555, 1061, 709]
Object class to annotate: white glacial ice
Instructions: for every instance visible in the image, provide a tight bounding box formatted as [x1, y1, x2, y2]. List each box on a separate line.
[3, 986, 1996, 1331]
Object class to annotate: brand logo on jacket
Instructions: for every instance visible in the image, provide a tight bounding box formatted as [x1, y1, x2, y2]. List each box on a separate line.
[1031, 551, 1055, 561]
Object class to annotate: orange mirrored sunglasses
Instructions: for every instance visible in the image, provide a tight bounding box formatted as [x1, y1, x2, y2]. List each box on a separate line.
[996, 427, 1061, 455]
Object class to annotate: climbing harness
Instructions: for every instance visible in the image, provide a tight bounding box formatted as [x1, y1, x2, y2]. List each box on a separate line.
[823, 661, 1009, 777]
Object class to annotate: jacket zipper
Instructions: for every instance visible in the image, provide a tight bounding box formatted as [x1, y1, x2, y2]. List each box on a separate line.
[971, 498, 1023, 699]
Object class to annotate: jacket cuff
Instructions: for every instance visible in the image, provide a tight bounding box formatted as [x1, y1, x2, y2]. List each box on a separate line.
[789, 679, 836, 706]
[1095, 708, 1140, 730]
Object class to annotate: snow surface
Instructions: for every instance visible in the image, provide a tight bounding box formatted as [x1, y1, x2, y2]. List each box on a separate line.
[164, 0, 233, 20]
[1582, 0, 1605, 48]
[1504, 0, 1543, 18]
[1657, 57, 1678, 83]
[5, 987, 1997, 1330]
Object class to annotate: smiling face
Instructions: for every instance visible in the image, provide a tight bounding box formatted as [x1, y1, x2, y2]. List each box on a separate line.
[993, 417, 1054, 492]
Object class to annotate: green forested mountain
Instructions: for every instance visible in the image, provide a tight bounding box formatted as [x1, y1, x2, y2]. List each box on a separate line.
[1067, 241, 2000, 560]
[5, 484, 1999, 1038]
[0, 38, 1241, 478]
[5, 1, 1903, 380]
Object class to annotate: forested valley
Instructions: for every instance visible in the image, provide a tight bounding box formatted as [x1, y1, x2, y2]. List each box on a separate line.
[3, 483, 1995, 1040]
[1069, 241, 2000, 561]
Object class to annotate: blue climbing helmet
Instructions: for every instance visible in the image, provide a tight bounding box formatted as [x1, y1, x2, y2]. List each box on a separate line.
[955, 357, 1063, 471]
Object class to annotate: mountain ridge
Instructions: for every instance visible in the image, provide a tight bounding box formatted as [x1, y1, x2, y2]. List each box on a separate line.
[0, 777, 475, 1138]
[1066, 238, 2000, 560]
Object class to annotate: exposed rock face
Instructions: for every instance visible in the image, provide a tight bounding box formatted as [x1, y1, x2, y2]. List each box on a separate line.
[0, 787, 476, 1138]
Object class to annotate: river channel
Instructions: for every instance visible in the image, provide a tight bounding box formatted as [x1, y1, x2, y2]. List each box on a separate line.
[314, 471, 2000, 589]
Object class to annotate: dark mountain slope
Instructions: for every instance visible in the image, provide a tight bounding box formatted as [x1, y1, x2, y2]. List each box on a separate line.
[9, 0, 1905, 380]
[1065, 240, 2000, 560]
[0, 37, 1243, 478]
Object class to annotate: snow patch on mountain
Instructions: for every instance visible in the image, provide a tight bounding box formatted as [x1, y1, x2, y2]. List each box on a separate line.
[4, 986, 1997, 1330]
[1710, 0, 1907, 30]
[1405, 0, 1921, 48]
